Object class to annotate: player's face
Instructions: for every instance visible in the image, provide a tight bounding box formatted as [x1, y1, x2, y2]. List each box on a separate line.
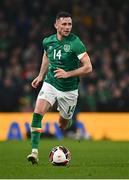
[55, 17, 72, 37]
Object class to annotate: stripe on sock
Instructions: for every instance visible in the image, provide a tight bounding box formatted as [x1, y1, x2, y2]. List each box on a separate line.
[31, 127, 43, 133]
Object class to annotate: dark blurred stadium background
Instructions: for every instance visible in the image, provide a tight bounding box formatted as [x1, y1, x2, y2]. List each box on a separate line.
[0, 0, 129, 113]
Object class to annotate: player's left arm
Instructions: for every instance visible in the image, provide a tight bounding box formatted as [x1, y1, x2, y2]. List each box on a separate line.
[54, 52, 92, 78]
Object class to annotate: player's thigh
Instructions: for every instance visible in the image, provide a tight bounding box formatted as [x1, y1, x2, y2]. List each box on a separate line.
[35, 82, 57, 114]
[57, 90, 78, 119]
[34, 99, 51, 115]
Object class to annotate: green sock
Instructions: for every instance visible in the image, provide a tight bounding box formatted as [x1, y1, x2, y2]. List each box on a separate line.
[31, 113, 43, 149]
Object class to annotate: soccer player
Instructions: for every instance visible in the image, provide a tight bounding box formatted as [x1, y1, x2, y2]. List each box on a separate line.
[27, 11, 92, 164]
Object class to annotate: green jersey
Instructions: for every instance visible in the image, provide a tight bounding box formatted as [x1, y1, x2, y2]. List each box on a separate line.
[42, 33, 86, 91]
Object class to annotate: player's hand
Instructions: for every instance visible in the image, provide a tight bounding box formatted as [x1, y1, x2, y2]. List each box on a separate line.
[54, 68, 69, 78]
[31, 75, 43, 88]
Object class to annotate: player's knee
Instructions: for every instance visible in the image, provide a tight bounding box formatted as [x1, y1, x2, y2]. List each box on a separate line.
[34, 109, 44, 116]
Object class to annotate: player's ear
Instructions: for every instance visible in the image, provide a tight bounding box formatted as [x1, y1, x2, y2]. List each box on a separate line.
[54, 22, 58, 29]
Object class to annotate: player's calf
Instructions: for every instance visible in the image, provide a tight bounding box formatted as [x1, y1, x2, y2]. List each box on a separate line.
[59, 116, 72, 130]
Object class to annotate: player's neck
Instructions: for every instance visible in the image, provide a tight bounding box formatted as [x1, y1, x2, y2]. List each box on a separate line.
[56, 33, 63, 41]
[56, 33, 68, 41]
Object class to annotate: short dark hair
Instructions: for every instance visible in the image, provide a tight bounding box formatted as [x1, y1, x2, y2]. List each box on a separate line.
[56, 11, 71, 20]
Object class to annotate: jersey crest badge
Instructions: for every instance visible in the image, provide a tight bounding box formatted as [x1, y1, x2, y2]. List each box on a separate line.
[64, 44, 70, 52]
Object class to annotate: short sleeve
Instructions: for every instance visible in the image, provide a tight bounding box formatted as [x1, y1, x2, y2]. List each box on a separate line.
[72, 37, 87, 59]
[42, 38, 47, 52]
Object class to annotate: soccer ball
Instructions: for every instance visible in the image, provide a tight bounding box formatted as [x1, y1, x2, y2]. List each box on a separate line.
[49, 146, 71, 166]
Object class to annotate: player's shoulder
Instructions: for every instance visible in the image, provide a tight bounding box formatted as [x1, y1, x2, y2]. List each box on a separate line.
[42, 34, 56, 44]
[69, 33, 80, 40]
[69, 33, 86, 52]
[68, 33, 81, 42]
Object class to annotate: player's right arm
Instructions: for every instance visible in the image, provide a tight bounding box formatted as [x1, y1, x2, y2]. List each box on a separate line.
[31, 51, 49, 88]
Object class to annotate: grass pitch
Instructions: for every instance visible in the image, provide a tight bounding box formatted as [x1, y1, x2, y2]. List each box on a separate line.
[0, 139, 129, 179]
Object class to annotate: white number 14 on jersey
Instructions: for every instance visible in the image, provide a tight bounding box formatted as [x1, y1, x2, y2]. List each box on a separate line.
[53, 49, 61, 60]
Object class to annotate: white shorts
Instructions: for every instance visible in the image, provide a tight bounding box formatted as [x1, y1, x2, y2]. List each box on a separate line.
[38, 82, 78, 119]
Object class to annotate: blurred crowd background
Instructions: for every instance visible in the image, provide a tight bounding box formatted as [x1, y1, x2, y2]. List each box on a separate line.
[0, 0, 129, 112]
